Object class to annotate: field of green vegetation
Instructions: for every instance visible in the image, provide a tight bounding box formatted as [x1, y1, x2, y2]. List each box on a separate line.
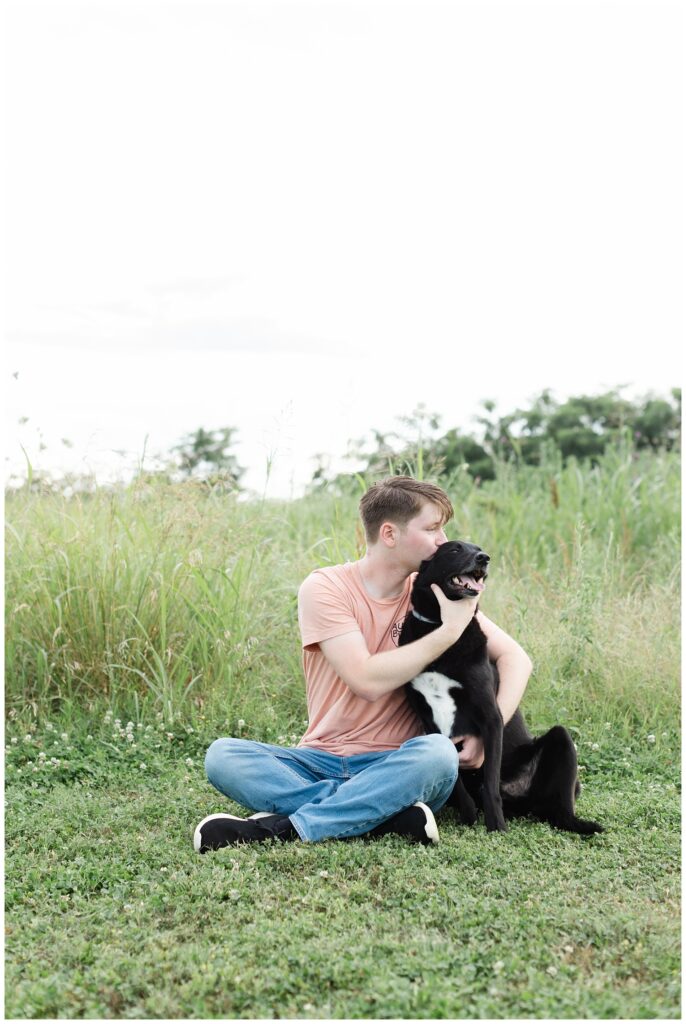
[5, 443, 681, 1019]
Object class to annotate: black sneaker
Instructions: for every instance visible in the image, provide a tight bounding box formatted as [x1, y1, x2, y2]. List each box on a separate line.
[367, 802, 439, 845]
[193, 813, 297, 853]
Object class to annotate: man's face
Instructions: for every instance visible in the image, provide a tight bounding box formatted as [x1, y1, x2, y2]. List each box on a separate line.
[396, 502, 448, 569]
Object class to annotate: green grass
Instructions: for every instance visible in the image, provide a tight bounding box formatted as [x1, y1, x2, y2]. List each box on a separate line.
[5, 713, 680, 1019]
[5, 445, 680, 730]
[4, 443, 681, 1017]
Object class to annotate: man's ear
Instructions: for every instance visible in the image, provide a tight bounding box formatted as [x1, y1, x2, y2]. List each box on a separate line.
[378, 521, 397, 547]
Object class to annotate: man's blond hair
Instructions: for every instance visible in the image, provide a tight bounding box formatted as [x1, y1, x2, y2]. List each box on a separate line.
[359, 476, 454, 543]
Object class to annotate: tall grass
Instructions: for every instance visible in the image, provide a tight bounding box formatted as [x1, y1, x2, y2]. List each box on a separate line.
[5, 444, 680, 736]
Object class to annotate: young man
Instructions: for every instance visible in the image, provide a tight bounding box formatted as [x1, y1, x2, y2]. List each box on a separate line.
[194, 477, 532, 852]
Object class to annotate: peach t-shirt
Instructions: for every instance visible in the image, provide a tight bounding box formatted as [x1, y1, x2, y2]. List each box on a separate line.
[297, 561, 423, 755]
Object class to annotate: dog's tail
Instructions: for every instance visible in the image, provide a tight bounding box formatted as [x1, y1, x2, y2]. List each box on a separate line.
[528, 726, 604, 835]
[548, 811, 604, 835]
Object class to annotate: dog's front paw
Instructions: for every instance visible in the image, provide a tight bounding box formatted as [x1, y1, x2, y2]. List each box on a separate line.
[455, 797, 478, 827]
[484, 803, 508, 832]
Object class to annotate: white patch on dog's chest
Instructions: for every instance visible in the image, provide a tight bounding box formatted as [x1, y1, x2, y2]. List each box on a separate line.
[411, 671, 462, 737]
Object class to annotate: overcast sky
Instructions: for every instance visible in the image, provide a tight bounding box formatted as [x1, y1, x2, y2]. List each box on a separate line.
[5, 0, 683, 498]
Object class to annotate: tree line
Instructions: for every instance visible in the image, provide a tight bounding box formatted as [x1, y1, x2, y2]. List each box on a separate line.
[11, 388, 680, 493]
[170, 387, 680, 490]
[309, 388, 681, 489]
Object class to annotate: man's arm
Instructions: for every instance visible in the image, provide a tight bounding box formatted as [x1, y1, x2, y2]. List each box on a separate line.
[455, 610, 533, 768]
[318, 585, 480, 703]
[480, 611, 533, 725]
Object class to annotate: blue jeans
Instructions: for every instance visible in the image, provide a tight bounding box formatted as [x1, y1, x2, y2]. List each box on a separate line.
[204, 734, 459, 842]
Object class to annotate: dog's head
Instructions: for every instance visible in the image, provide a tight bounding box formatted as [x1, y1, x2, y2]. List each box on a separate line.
[411, 540, 490, 619]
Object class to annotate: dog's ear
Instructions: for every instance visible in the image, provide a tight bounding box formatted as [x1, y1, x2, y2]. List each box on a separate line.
[418, 557, 433, 574]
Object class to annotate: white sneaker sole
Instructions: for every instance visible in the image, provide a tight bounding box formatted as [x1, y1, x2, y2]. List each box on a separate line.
[414, 802, 440, 844]
[193, 811, 274, 852]
[193, 812, 245, 853]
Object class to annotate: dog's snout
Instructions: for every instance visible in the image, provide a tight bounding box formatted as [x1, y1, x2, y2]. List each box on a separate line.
[476, 552, 490, 565]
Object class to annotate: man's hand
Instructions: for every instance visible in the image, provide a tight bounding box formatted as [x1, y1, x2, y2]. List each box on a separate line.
[430, 584, 479, 640]
[453, 734, 485, 769]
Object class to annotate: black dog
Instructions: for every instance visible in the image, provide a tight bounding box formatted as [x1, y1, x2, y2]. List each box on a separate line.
[401, 541, 603, 835]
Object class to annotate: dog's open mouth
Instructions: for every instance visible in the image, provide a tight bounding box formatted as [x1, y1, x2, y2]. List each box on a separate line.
[449, 570, 487, 595]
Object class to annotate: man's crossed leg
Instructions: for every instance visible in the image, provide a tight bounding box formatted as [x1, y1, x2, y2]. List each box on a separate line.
[194, 733, 458, 852]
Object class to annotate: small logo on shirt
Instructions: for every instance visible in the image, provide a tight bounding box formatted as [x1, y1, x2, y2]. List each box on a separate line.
[391, 614, 410, 646]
